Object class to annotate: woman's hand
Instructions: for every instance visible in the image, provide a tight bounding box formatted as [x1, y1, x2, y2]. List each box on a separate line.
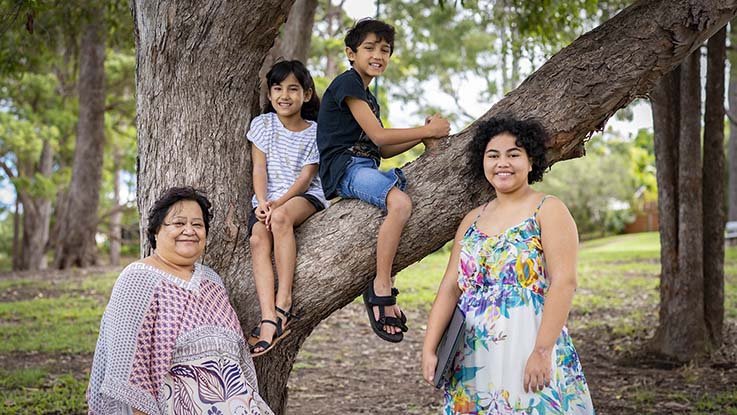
[523, 347, 552, 393]
[421, 349, 439, 385]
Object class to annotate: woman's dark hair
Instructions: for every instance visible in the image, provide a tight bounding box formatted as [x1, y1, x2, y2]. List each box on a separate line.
[344, 18, 395, 65]
[468, 116, 550, 184]
[147, 186, 213, 249]
[262, 60, 320, 122]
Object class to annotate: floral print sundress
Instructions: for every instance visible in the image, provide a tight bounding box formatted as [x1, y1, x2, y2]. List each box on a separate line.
[444, 196, 595, 415]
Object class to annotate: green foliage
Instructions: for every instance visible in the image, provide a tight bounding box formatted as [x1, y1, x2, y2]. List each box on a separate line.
[0, 70, 73, 204]
[534, 134, 642, 236]
[326, 0, 630, 126]
[0, 0, 138, 265]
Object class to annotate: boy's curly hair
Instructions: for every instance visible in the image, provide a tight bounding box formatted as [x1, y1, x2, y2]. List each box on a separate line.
[467, 116, 550, 184]
[344, 19, 395, 65]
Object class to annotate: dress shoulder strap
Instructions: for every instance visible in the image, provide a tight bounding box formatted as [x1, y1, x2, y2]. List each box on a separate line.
[473, 202, 490, 222]
[533, 195, 551, 218]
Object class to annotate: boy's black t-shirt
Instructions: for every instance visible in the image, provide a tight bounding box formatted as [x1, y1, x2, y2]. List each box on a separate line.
[317, 68, 382, 199]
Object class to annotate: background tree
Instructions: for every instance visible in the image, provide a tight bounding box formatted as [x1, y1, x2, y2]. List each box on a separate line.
[649, 25, 728, 359]
[728, 21, 737, 222]
[0, 1, 82, 271]
[702, 26, 726, 346]
[0, 0, 137, 270]
[99, 49, 137, 266]
[53, 1, 107, 269]
[132, 0, 737, 412]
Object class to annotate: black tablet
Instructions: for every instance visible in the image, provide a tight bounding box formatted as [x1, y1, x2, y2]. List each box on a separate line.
[433, 304, 466, 389]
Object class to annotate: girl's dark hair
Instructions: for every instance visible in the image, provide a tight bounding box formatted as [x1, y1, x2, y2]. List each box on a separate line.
[344, 18, 395, 65]
[262, 60, 320, 121]
[467, 116, 550, 184]
[147, 186, 213, 249]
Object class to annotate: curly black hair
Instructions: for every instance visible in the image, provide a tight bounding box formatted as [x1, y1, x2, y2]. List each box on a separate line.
[467, 116, 550, 184]
[146, 186, 213, 249]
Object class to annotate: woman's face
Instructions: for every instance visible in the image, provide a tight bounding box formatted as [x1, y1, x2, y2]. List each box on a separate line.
[155, 200, 207, 264]
[483, 132, 532, 193]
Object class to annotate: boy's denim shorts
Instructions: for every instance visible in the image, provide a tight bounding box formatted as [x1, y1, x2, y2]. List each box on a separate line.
[337, 156, 407, 213]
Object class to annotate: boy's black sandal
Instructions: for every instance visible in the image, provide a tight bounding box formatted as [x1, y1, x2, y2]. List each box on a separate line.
[249, 319, 290, 357]
[362, 281, 404, 343]
[391, 287, 409, 332]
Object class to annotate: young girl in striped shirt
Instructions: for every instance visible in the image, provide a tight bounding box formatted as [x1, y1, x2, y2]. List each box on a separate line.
[246, 60, 327, 356]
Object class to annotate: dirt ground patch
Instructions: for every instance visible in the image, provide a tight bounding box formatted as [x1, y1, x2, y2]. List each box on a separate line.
[287, 303, 737, 415]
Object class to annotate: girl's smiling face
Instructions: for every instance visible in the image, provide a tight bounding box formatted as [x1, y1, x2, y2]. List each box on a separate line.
[267, 73, 312, 121]
[483, 132, 533, 193]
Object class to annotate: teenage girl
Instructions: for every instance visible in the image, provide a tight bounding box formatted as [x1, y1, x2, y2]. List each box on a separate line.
[246, 60, 328, 356]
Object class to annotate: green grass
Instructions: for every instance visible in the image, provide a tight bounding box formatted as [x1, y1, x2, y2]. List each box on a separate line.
[0, 370, 88, 415]
[0, 271, 118, 355]
[693, 391, 737, 414]
[0, 295, 105, 354]
[394, 245, 451, 311]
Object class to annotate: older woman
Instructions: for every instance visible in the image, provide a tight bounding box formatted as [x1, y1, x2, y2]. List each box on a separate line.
[87, 186, 272, 415]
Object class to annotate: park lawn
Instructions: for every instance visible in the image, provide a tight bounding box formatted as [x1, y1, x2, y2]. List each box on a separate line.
[1, 231, 736, 414]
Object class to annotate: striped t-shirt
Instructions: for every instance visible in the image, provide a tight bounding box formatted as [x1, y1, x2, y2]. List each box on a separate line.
[246, 112, 328, 208]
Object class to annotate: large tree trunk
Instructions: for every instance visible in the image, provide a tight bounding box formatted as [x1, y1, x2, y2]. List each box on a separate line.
[651, 68, 681, 356]
[728, 22, 737, 222]
[53, 4, 106, 269]
[703, 27, 726, 346]
[133, 0, 737, 412]
[10, 138, 55, 271]
[18, 140, 54, 270]
[676, 50, 706, 354]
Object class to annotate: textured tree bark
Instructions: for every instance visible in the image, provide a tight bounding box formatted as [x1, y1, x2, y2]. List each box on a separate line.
[675, 50, 706, 356]
[728, 23, 737, 222]
[651, 68, 681, 356]
[54, 3, 106, 269]
[703, 27, 726, 347]
[17, 139, 53, 270]
[132, 0, 737, 412]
